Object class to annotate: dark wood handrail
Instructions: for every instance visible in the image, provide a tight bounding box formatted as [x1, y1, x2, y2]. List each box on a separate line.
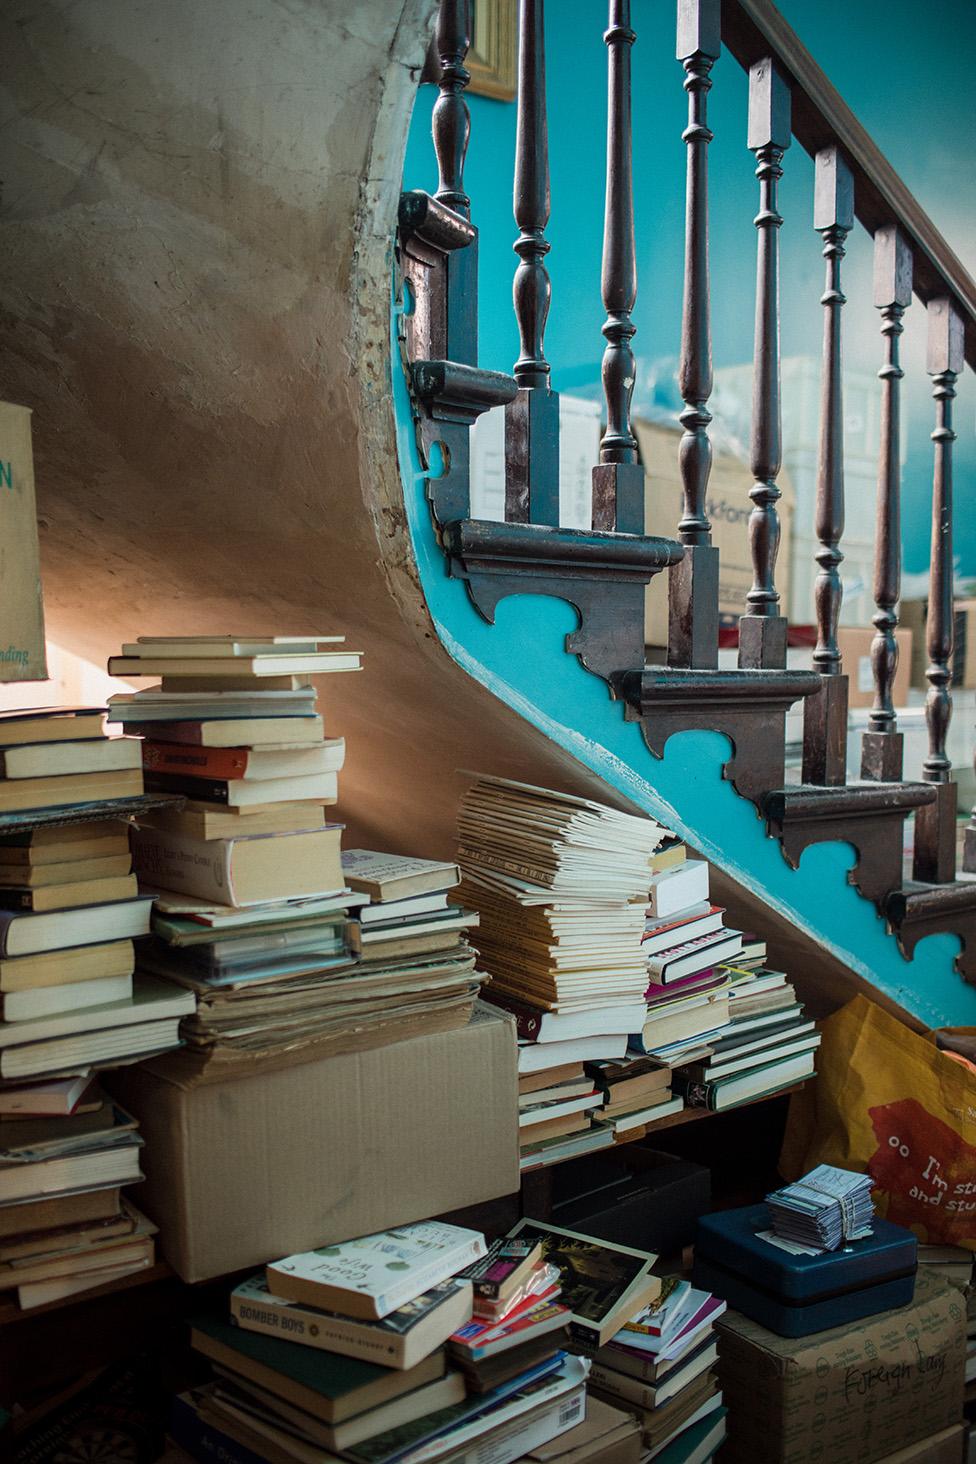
[721, 0, 976, 369]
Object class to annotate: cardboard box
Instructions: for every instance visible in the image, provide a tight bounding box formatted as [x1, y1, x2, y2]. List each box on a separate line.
[714, 1270, 966, 1464]
[838, 626, 914, 709]
[0, 402, 47, 681]
[636, 418, 795, 649]
[111, 1008, 520, 1282]
[524, 1396, 641, 1464]
[875, 1424, 967, 1463]
[899, 599, 976, 691]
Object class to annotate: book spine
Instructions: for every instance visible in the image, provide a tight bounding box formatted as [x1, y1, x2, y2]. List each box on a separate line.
[588, 1365, 654, 1409]
[142, 742, 249, 779]
[228, 1294, 402, 1365]
[130, 827, 235, 905]
[669, 1072, 715, 1110]
[144, 772, 231, 803]
[484, 995, 541, 1041]
[170, 1395, 269, 1464]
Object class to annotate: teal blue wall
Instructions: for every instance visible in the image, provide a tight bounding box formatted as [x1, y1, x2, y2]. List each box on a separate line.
[403, 0, 976, 577]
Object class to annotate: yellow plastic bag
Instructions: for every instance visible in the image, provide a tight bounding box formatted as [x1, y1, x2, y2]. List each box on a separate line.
[780, 994, 976, 1249]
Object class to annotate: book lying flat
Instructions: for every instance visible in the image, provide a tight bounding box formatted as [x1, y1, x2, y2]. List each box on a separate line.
[0, 1137, 142, 1203]
[0, 1017, 184, 1078]
[0, 940, 135, 993]
[128, 715, 326, 747]
[0, 769, 144, 814]
[144, 770, 338, 808]
[0, 899, 153, 957]
[109, 652, 361, 677]
[231, 1274, 473, 1371]
[124, 636, 345, 656]
[0, 976, 194, 1048]
[0, 973, 133, 1022]
[0, 709, 106, 747]
[266, 1223, 487, 1321]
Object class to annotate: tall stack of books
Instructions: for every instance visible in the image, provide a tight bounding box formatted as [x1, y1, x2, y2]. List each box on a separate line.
[636, 851, 741, 1066]
[172, 1221, 588, 1464]
[0, 710, 193, 1084]
[589, 1276, 727, 1459]
[0, 1087, 156, 1310]
[112, 637, 482, 1061]
[456, 777, 665, 1171]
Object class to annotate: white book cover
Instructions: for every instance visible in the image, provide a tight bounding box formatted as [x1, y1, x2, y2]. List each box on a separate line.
[267, 1222, 487, 1320]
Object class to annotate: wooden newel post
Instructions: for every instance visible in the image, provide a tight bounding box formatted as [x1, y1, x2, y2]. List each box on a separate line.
[505, 0, 560, 525]
[862, 225, 912, 782]
[802, 146, 853, 787]
[668, 0, 721, 669]
[432, 0, 478, 365]
[915, 296, 964, 883]
[592, 0, 644, 535]
[738, 57, 790, 671]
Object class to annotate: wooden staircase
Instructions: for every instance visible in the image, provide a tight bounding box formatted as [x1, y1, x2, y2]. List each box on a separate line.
[397, 0, 976, 985]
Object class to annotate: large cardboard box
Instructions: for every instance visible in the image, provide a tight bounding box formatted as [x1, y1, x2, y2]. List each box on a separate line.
[837, 626, 914, 708]
[636, 418, 795, 649]
[714, 1270, 966, 1464]
[111, 1009, 520, 1282]
[0, 402, 47, 681]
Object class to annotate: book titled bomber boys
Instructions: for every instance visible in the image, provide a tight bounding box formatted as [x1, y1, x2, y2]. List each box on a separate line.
[230, 1274, 473, 1371]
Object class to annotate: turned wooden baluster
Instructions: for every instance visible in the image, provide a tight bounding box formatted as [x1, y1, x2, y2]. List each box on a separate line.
[505, 0, 560, 525]
[802, 146, 854, 787]
[592, 0, 644, 536]
[431, 0, 477, 364]
[915, 297, 965, 883]
[668, 0, 721, 669]
[861, 226, 912, 782]
[738, 58, 790, 671]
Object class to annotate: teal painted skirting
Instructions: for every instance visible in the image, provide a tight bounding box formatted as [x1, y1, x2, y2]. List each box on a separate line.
[390, 294, 976, 1030]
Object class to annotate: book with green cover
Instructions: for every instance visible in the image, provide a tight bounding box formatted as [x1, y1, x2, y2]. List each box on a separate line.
[190, 1315, 445, 1424]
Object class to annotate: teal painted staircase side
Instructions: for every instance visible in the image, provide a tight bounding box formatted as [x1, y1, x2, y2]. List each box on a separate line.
[390, 297, 976, 1032]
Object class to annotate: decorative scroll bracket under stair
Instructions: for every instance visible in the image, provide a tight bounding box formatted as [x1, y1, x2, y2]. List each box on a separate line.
[885, 882, 976, 985]
[764, 782, 936, 906]
[410, 359, 519, 524]
[441, 519, 683, 690]
[621, 667, 821, 806]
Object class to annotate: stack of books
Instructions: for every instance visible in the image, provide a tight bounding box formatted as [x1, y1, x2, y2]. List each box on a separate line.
[766, 1165, 874, 1252]
[111, 637, 482, 1062]
[589, 1276, 727, 1459]
[0, 1082, 156, 1310]
[0, 710, 194, 1083]
[448, 1237, 571, 1394]
[172, 1221, 589, 1464]
[668, 956, 821, 1114]
[456, 776, 665, 1170]
[584, 1054, 682, 1138]
[341, 851, 484, 1036]
[636, 850, 741, 1065]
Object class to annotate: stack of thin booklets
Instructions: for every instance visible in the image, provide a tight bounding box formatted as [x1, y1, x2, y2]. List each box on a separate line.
[456, 776, 666, 1171]
[635, 848, 741, 1064]
[172, 1220, 588, 1464]
[111, 637, 481, 1063]
[0, 1081, 156, 1311]
[589, 1275, 727, 1460]
[765, 1165, 874, 1252]
[0, 708, 192, 1084]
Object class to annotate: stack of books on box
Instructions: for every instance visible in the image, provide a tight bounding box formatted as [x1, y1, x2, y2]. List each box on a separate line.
[635, 851, 740, 1066]
[0, 710, 193, 1083]
[341, 851, 484, 1035]
[589, 1277, 727, 1460]
[111, 637, 481, 1061]
[0, 1082, 156, 1310]
[456, 776, 665, 1171]
[172, 1221, 589, 1464]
